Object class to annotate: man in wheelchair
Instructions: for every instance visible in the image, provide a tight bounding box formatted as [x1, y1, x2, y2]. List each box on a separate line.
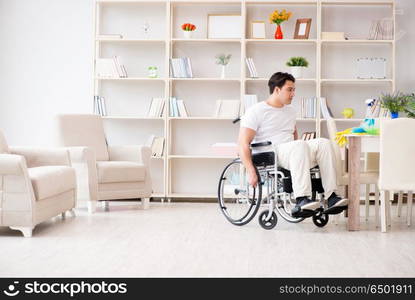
[238, 72, 348, 218]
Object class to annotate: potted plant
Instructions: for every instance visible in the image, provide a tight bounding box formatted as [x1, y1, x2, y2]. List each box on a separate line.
[215, 54, 232, 79]
[380, 91, 410, 119]
[269, 9, 292, 39]
[286, 56, 308, 78]
[404, 93, 415, 118]
[181, 23, 196, 39]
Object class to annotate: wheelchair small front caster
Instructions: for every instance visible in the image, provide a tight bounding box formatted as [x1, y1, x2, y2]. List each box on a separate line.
[258, 210, 278, 230]
[312, 210, 329, 227]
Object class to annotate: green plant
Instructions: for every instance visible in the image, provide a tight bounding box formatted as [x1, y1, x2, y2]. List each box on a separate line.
[286, 57, 309, 67]
[380, 91, 410, 113]
[215, 54, 232, 66]
[404, 93, 415, 118]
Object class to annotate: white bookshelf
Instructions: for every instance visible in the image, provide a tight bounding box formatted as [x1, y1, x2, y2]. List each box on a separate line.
[93, 0, 395, 200]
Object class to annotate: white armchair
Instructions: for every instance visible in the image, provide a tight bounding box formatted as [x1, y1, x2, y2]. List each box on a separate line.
[56, 114, 152, 213]
[0, 130, 76, 237]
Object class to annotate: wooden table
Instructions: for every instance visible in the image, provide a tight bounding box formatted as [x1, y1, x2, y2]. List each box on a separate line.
[345, 134, 380, 231]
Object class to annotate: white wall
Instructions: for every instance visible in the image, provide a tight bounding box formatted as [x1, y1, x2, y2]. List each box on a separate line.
[0, 0, 94, 145]
[0, 0, 413, 145]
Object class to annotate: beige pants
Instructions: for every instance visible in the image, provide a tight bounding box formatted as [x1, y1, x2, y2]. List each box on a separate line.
[275, 138, 337, 199]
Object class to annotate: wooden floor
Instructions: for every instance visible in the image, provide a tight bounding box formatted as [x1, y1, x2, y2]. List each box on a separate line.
[1, 202, 414, 277]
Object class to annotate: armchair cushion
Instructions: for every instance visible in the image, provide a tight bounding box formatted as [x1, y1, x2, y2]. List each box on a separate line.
[28, 166, 76, 201]
[0, 130, 9, 154]
[97, 161, 146, 184]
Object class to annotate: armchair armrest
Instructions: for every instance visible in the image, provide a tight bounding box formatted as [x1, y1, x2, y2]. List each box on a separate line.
[65, 147, 98, 201]
[108, 145, 151, 166]
[0, 154, 28, 175]
[9, 146, 71, 168]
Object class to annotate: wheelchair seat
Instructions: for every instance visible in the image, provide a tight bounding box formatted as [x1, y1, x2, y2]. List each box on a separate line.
[251, 151, 324, 195]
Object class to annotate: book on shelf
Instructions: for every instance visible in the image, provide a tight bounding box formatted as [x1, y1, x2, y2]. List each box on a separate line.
[148, 98, 165, 117]
[95, 57, 128, 78]
[300, 97, 317, 119]
[176, 100, 189, 117]
[169, 97, 189, 117]
[93, 96, 107, 117]
[97, 34, 123, 39]
[301, 132, 316, 141]
[368, 19, 393, 40]
[170, 58, 193, 78]
[319, 97, 333, 119]
[245, 57, 258, 78]
[213, 100, 240, 118]
[151, 136, 165, 157]
[242, 94, 258, 112]
[365, 98, 390, 118]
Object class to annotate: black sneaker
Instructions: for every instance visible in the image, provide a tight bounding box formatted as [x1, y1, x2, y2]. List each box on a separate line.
[291, 196, 320, 218]
[324, 193, 349, 215]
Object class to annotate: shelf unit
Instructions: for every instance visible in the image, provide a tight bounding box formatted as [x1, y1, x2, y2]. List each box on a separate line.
[93, 0, 395, 200]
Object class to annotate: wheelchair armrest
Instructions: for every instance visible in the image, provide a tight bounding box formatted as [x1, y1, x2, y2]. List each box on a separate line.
[251, 141, 272, 148]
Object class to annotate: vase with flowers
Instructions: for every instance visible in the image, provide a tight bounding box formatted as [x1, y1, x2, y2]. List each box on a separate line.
[215, 54, 232, 79]
[181, 23, 196, 39]
[269, 9, 292, 39]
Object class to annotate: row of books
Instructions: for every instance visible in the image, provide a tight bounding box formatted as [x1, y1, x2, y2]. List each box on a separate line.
[245, 57, 258, 78]
[170, 58, 193, 78]
[96, 56, 128, 78]
[301, 131, 316, 141]
[93, 96, 107, 116]
[368, 19, 394, 40]
[300, 97, 318, 119]
[169, 97, 189, 117]
[148, 98, 165, 117]
[320, 97, 334, 119]
[146, 135, 165, 157]
[365, 98, 390, 118]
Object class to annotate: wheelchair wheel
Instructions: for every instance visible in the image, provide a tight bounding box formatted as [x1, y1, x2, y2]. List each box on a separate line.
[218, 160, 262, 226]
[312, 209, 329, 227]
[258, 210, 278, 230]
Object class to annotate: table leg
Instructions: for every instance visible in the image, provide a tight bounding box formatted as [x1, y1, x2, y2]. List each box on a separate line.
[347, 136, 361, 231]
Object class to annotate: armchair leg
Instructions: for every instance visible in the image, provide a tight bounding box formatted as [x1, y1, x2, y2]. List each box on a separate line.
[61, 212, 66, 219]
[87, 201, 97, 214]
[142, 198, 150, 210]
[10, 226, 33, 238]
[101, 201, 109, 211]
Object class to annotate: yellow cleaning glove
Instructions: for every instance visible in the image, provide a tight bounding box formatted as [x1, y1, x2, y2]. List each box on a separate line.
[335, 128, 367, 147]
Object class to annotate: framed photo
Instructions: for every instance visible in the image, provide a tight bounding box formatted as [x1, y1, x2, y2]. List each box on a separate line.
[207, 14, 242, 39]
[294, 18, 312, 39]
[251, 21, 266, 39]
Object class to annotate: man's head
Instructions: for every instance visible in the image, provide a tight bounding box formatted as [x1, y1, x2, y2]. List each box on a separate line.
[268, 72, 296, 105]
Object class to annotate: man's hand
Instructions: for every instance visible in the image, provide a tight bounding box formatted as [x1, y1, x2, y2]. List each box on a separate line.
[248, 168, 258, 187]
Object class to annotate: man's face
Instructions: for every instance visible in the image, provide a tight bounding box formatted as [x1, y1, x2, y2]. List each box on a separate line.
[274, 80, 296, 105]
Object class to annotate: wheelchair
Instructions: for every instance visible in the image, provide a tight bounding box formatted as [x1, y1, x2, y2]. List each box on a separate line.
[217, 141, 330, 230]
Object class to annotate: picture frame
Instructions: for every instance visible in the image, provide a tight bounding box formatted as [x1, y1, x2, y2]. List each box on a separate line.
[207, 14, 242, 39]
[293, 18, 312, 39]
[251, 21, 266, 39]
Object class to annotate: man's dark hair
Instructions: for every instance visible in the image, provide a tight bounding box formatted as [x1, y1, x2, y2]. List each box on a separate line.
[268, 72, 295, 94]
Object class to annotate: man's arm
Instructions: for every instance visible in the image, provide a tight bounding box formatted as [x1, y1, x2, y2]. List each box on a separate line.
[238, 127, 258, 187]
[294, 125, 298, 140]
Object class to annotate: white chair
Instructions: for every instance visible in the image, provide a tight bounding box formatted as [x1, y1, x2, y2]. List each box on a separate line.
[0, 130, 76, 237]
[378, 118, 415, 232]
[326, 119, 380, 224]
[56, 114, 152, 213]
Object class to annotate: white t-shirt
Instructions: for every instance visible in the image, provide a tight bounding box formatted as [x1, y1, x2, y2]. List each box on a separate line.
[240, 101, 296, 152]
